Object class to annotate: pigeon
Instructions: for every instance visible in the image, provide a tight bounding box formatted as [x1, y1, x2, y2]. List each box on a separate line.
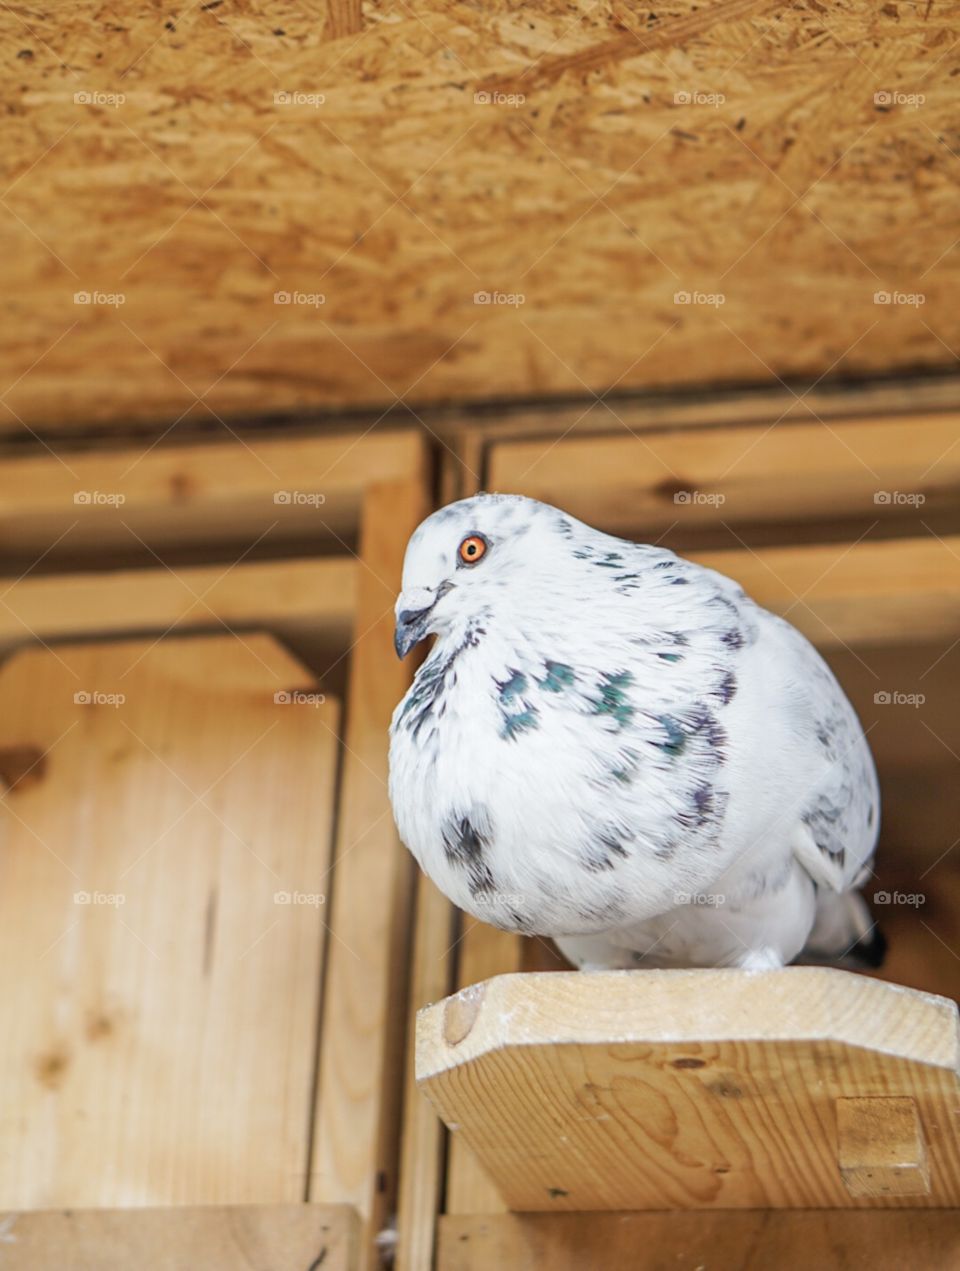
[388, 493, 882, 971]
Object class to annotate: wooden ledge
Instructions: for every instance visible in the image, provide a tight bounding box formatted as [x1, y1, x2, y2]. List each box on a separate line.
[416, 969, 960, 1211]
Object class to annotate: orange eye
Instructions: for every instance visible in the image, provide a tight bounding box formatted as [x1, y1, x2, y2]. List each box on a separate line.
[458, 534, 487, 565]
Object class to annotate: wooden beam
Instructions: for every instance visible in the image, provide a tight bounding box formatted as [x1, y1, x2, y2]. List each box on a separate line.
[691, 535, 960, 648]
[487, 413, 960, 535]
[310, 477, 429, 1268]
[437, 1210, 960, 1271]
[0, 431, 424, 559]
[417, 969, 960, 1210]
[395, 874, 457, 1271]
[0, 1204, 359, 1270]
[0, 635, 340, 1206]
[0, 557, 356, 656]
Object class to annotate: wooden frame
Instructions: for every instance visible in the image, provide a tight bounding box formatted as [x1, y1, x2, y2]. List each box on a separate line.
[0, 430, 430, 1271]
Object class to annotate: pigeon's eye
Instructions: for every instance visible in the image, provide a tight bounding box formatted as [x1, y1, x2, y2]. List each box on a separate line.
[458, 534, 488, 566]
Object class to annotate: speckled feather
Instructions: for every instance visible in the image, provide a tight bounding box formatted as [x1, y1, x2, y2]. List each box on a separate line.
[388, 494, 880, 970]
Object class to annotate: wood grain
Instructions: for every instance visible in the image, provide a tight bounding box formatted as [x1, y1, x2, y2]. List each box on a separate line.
[0, 634, 340, 1206]
[310, 477, 429, 1269]
[691, 535, 960, 648]
[0, 1203, 359, 1271]
[395, 874, 457, 1271]
[0, 557, 356, 657]
[437, 1210, 960, 1271]
[418, 969, 960, 1210]
[445, 922, 520, 1217]
[1, 3, 958, 429]
[488, 413, 960, 535]
[0, 430, 424, 562]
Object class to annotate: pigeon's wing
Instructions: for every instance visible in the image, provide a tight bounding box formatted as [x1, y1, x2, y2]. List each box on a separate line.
[756, 609, 880, 894]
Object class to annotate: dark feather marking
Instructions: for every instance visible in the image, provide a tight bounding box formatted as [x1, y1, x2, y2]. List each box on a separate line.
[502, 708, 538, 739]
[441, 811, 496, 896]
[582, 828, 631, 872]
[539, 660, 575, 691]
[714, 670, 737, 704]
[593, 671, 635, 728]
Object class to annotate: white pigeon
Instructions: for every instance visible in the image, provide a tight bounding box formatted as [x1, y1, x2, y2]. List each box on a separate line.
[388, 494, 882, 971]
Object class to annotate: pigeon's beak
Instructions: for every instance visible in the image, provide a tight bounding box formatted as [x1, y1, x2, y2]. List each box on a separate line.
[394, 587, 438, 659]
[394, 608, 431, 659]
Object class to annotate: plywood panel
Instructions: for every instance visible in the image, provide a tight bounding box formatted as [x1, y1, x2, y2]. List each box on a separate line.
[0, 635, 339, 1206]
[0, 1204, 359, 1271]
[1, 2, 957, 429]
[418, 969, 960, 1211]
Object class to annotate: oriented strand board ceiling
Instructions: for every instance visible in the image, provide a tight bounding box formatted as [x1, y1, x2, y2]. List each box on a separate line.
[1, 0, 958, 431]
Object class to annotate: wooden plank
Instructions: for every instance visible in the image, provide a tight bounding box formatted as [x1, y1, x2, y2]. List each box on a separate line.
[0, 1204, 359, 1271]
[691, 536, 960, 648]
[0, 634, 340, 1206]
[445, 923, 519, 1217]
[417, 969, 960, 1210]
[310, 477, 429, 1269]
[2, 6, 958, 429]
[437, 1211, 960, 1271]
[0, 430, 424, 559]
[0, 557, 356, 656]
[488, 414, 960, 535]
[436, 378, 960, 458]
[395, 874, 457, 1271]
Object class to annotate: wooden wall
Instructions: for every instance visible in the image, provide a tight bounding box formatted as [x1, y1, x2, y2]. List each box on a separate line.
[2, 0, 958, 432]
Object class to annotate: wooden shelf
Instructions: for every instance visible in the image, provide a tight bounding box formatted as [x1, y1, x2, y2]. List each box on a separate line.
[416, 968, 960, 1212]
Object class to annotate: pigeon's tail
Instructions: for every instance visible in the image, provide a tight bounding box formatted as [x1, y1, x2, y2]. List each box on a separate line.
[800, 888, 887, 969]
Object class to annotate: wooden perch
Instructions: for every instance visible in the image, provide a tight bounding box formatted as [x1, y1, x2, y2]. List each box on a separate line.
[416, 968, 960, 1211]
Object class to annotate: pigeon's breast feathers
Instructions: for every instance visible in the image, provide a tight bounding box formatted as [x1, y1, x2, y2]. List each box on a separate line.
[388, 495, 756, 932]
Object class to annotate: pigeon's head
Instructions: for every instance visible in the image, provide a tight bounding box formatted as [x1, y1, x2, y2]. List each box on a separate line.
[393, 493, 576, 658]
